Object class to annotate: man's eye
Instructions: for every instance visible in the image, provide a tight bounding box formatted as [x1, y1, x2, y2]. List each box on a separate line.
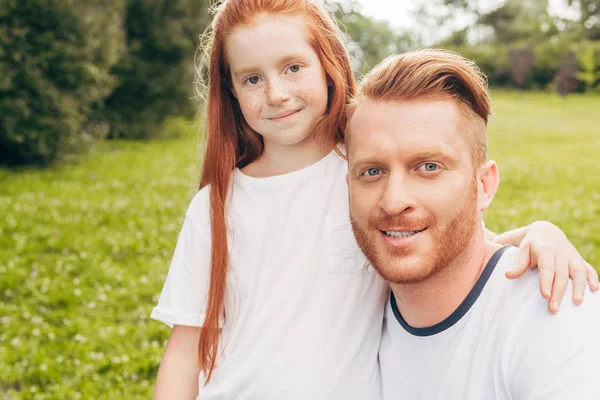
[362, 168, 382, 177]
[287, 65, 301, 73]
[418, 163, 439, 172]
[247, 76, 260, 85]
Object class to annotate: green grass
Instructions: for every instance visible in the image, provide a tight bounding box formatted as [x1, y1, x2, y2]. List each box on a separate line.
[1, 92, 599, 398]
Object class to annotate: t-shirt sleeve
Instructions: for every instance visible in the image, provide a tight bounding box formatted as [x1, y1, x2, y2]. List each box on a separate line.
[150, 214, 212, 328]
[502, 284, 600, 399]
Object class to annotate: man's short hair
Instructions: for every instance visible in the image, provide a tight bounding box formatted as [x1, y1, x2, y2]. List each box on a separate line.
[348, 49, 491, 166]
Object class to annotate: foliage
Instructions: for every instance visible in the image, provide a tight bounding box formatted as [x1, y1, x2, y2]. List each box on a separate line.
[0, 0, 126, 166]
[509, 46, 535, 88]
[577, 41, 600, 91]
[1, 92, 599, 398]
[327, 0, 414, 74]
[553, 52, 581, 96]
[103, 0, 208, 140]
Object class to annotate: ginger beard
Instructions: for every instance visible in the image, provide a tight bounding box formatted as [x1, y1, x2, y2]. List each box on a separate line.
[350, 176, 479, 285]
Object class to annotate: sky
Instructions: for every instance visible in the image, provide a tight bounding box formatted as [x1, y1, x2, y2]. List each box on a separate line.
[355, 0, 414, 30]
[356, 0, 579, 31]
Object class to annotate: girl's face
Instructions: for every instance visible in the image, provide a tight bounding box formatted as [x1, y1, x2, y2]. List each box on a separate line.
[225, 14, 329, 152]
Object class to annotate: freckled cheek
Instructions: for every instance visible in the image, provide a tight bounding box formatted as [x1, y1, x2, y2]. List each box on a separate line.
[296, 77, 328, 111]
[238, 92, 264, 120]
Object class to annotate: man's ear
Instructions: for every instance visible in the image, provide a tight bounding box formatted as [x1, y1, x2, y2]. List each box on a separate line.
[477, 161, 499, 212]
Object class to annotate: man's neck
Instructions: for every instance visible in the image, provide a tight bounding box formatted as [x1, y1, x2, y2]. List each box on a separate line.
[390, 233, 502, 329]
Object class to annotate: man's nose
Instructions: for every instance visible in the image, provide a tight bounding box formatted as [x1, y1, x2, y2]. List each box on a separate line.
[379, 173, 416, 216]
[265, 77, 291, 105]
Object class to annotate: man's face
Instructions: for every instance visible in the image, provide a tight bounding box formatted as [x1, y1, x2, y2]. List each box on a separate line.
[346, 99, 483, 284]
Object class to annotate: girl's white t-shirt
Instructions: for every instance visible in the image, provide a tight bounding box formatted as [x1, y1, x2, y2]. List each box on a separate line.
[151, 149, 389, 400]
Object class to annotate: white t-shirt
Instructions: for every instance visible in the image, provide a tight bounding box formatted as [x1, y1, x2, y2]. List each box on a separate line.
[151, 149, 389, 400]
[380, 245, 600, 400]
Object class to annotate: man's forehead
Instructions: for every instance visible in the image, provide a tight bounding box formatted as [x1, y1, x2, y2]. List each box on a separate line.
[346, 98, 467, 162]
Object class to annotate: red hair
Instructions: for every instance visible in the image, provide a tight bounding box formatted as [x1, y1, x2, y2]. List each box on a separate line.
[194, 0, 356, 383]
[349, 49, 491, 166]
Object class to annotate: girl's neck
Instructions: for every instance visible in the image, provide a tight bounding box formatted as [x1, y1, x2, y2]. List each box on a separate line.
[241, 138, 333, 178]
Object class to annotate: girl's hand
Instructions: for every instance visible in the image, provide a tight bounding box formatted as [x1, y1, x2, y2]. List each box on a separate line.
[493, 221, 599, 314]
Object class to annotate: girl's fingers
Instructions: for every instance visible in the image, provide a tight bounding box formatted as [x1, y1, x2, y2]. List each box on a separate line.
[570, 260, 588, 305]
[586, 263, 599, 292]
[548, 253, 569, 314]
[505, 241, 532, 281]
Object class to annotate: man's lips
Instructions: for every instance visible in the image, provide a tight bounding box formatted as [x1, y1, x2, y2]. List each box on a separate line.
[269, 109, 300, 121]
[380, 227, 428, 240]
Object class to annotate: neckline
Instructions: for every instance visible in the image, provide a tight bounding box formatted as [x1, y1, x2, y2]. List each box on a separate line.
[390, 245, 511, 337]
[234, 147, 339, 188]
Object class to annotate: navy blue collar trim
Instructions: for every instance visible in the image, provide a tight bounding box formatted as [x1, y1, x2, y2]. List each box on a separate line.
[390, 245, 511, 337]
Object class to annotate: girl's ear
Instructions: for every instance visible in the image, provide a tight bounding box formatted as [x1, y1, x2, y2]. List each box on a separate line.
[230, 87, 237, 99]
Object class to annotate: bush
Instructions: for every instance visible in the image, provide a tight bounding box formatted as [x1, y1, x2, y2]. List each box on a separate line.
[442, 45, 511, 87]
[0, 0, 125, 166]
[103, 0, 208, 140]
[577, 41, 600, 92]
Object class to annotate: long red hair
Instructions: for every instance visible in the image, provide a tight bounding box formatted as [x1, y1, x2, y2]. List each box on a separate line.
[194, 0, 356, 383]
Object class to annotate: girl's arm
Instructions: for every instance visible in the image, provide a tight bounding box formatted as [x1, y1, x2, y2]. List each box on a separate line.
[154, 325, 202, 400]
[488, 221, 599, 313]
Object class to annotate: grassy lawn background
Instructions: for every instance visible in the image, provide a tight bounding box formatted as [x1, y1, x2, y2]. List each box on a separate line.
[1, 91, 599, 398]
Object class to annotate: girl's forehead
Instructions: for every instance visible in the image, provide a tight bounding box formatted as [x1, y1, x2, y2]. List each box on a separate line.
[225, 14, 316, 70]
[227, 13, 311, 48]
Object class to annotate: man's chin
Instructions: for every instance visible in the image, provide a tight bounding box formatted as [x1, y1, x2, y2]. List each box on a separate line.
[371, 253, 438, 285]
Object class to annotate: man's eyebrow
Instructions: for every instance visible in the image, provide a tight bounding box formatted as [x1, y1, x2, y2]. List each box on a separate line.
[350, 155, 384, 170]
[407, 150, 449, 160]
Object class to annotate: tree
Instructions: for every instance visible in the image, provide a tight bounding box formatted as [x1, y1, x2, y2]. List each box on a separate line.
[577, 41, 600, 91]
[327, 0, 414, 74]
[103, 0, 208, 139]
[0, 0, 126, 166]
[553, 51, 580, 96]
[509, 47, 535, 88]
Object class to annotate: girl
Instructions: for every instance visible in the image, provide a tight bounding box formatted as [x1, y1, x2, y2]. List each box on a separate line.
[151, 1, 598, 399]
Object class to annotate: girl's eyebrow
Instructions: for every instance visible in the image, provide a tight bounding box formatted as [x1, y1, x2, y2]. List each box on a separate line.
[232, 53, 309, 79]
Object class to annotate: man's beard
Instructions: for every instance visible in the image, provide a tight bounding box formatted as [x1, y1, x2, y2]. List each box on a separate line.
[350, 180, 479, 285]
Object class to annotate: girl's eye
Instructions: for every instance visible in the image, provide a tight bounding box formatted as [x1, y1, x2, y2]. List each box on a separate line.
[362, 168, 382, 177]
[247, 76, 260, 85]
[418, 163, 440, 172]
[287, 65, 301, 73]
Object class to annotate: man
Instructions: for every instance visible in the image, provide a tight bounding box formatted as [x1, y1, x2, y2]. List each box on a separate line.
[345, 49, 600, 399]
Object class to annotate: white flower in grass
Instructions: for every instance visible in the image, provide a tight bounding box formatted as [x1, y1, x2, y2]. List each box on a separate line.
[74, 334, 87, 343]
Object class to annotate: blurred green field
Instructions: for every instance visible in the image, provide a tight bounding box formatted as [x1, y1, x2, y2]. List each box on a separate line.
[1, 92, 599, 399]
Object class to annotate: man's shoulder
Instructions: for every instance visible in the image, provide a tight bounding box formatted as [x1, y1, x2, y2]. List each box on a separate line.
[489, 246, 600, 324]
[496, 257, 600, 398]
